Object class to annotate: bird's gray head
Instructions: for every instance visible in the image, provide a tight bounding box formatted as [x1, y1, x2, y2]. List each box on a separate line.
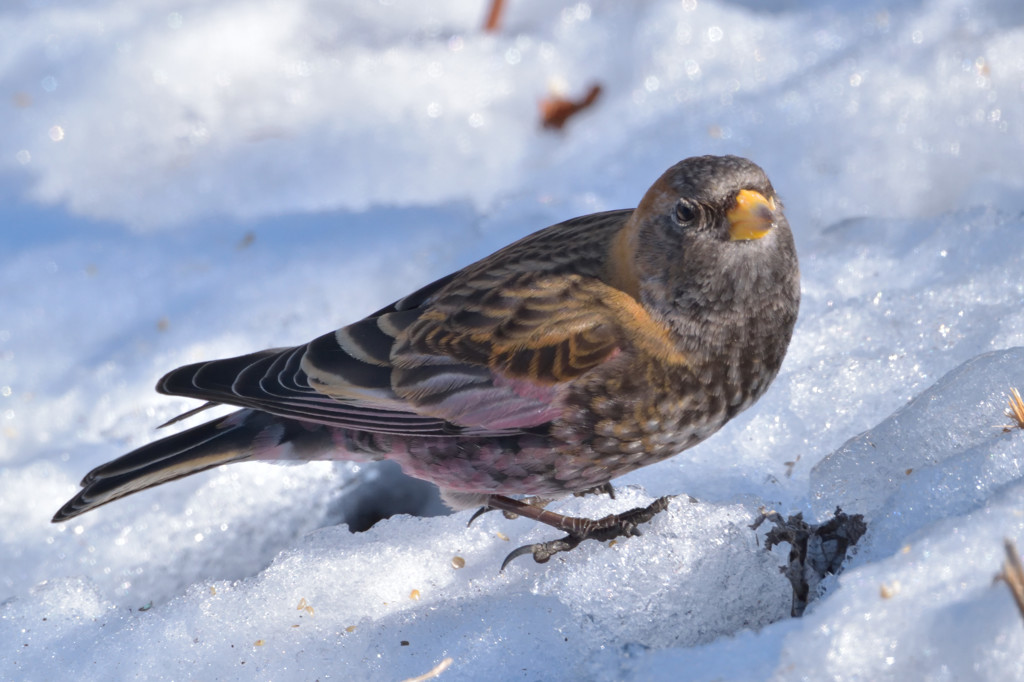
[616, 155, 800, 355]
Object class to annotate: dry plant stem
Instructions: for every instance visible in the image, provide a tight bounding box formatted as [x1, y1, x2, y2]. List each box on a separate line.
[540, 84, 603, 130]
[998, 538, 1024, 623]
[402, 657, 454, 682]
[756, 507, 867, 617]
[1001, 388, 1024, 431]
[483, 0, 505, 32]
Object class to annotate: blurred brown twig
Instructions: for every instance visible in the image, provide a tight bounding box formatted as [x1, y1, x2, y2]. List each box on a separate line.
[540, 84, 602, 130]
[483, 0, 506, 32]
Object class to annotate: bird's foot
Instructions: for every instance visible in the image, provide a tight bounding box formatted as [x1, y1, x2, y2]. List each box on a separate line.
[495, 495, 674, 570]
[467, 495, 551, 526]
[467, 484, 616, 527]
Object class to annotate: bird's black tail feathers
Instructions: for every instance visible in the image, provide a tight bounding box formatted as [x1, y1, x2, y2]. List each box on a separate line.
[53, 410, 284, 522]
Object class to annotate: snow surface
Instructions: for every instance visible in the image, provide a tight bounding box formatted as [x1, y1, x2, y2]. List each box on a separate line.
[3, 0, 1024, 679]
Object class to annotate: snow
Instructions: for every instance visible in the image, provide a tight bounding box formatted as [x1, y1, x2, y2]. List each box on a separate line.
[3, 0, 1024, 679]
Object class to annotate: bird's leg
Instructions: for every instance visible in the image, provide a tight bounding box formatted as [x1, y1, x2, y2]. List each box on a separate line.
[468, 483, 617, 527]
[483, 494, 674, 570]
[467, 495, 552, 527]
[572, 482, 616, 500]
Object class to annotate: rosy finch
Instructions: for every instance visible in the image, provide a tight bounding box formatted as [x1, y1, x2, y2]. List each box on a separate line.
[54, 155, 799, 566]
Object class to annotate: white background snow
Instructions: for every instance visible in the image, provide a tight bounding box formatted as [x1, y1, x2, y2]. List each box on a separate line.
[3, 0, 1024, 679]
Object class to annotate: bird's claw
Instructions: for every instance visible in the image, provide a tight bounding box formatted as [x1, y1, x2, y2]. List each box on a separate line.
[467, 506, 494, 527]
[501, 536, 583, 570]
[468, 505, 524, 526]
[499, 495, 673, 570]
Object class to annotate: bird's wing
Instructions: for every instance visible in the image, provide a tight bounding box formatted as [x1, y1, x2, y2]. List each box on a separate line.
[302, 272, 629, 433]
[160, 210, 654, 436]
[157, 271, 461, 436]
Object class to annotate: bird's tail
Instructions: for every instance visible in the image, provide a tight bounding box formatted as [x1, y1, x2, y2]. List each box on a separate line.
[52, 409, 335, 522]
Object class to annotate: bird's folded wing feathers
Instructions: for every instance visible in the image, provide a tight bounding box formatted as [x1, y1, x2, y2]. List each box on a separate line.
[161, 211, 640, 436]
[158, 344, 453, 434]
[304, 273, 627, 431]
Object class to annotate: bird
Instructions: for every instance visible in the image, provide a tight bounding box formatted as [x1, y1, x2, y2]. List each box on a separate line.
[52, 155, 800, 567]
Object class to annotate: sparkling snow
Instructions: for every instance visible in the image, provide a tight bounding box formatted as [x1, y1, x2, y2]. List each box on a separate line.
[3, 1, 1024, 680]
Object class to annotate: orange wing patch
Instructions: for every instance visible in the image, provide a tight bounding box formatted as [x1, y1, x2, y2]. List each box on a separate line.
[489, 321, 619, 383]
[394, 274, 688, 391]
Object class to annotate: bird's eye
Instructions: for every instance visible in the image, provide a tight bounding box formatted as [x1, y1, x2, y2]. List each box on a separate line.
[674, 199, 697, 226]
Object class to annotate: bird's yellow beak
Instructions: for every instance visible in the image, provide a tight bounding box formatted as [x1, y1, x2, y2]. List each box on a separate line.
[727, 190, 776, 241]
